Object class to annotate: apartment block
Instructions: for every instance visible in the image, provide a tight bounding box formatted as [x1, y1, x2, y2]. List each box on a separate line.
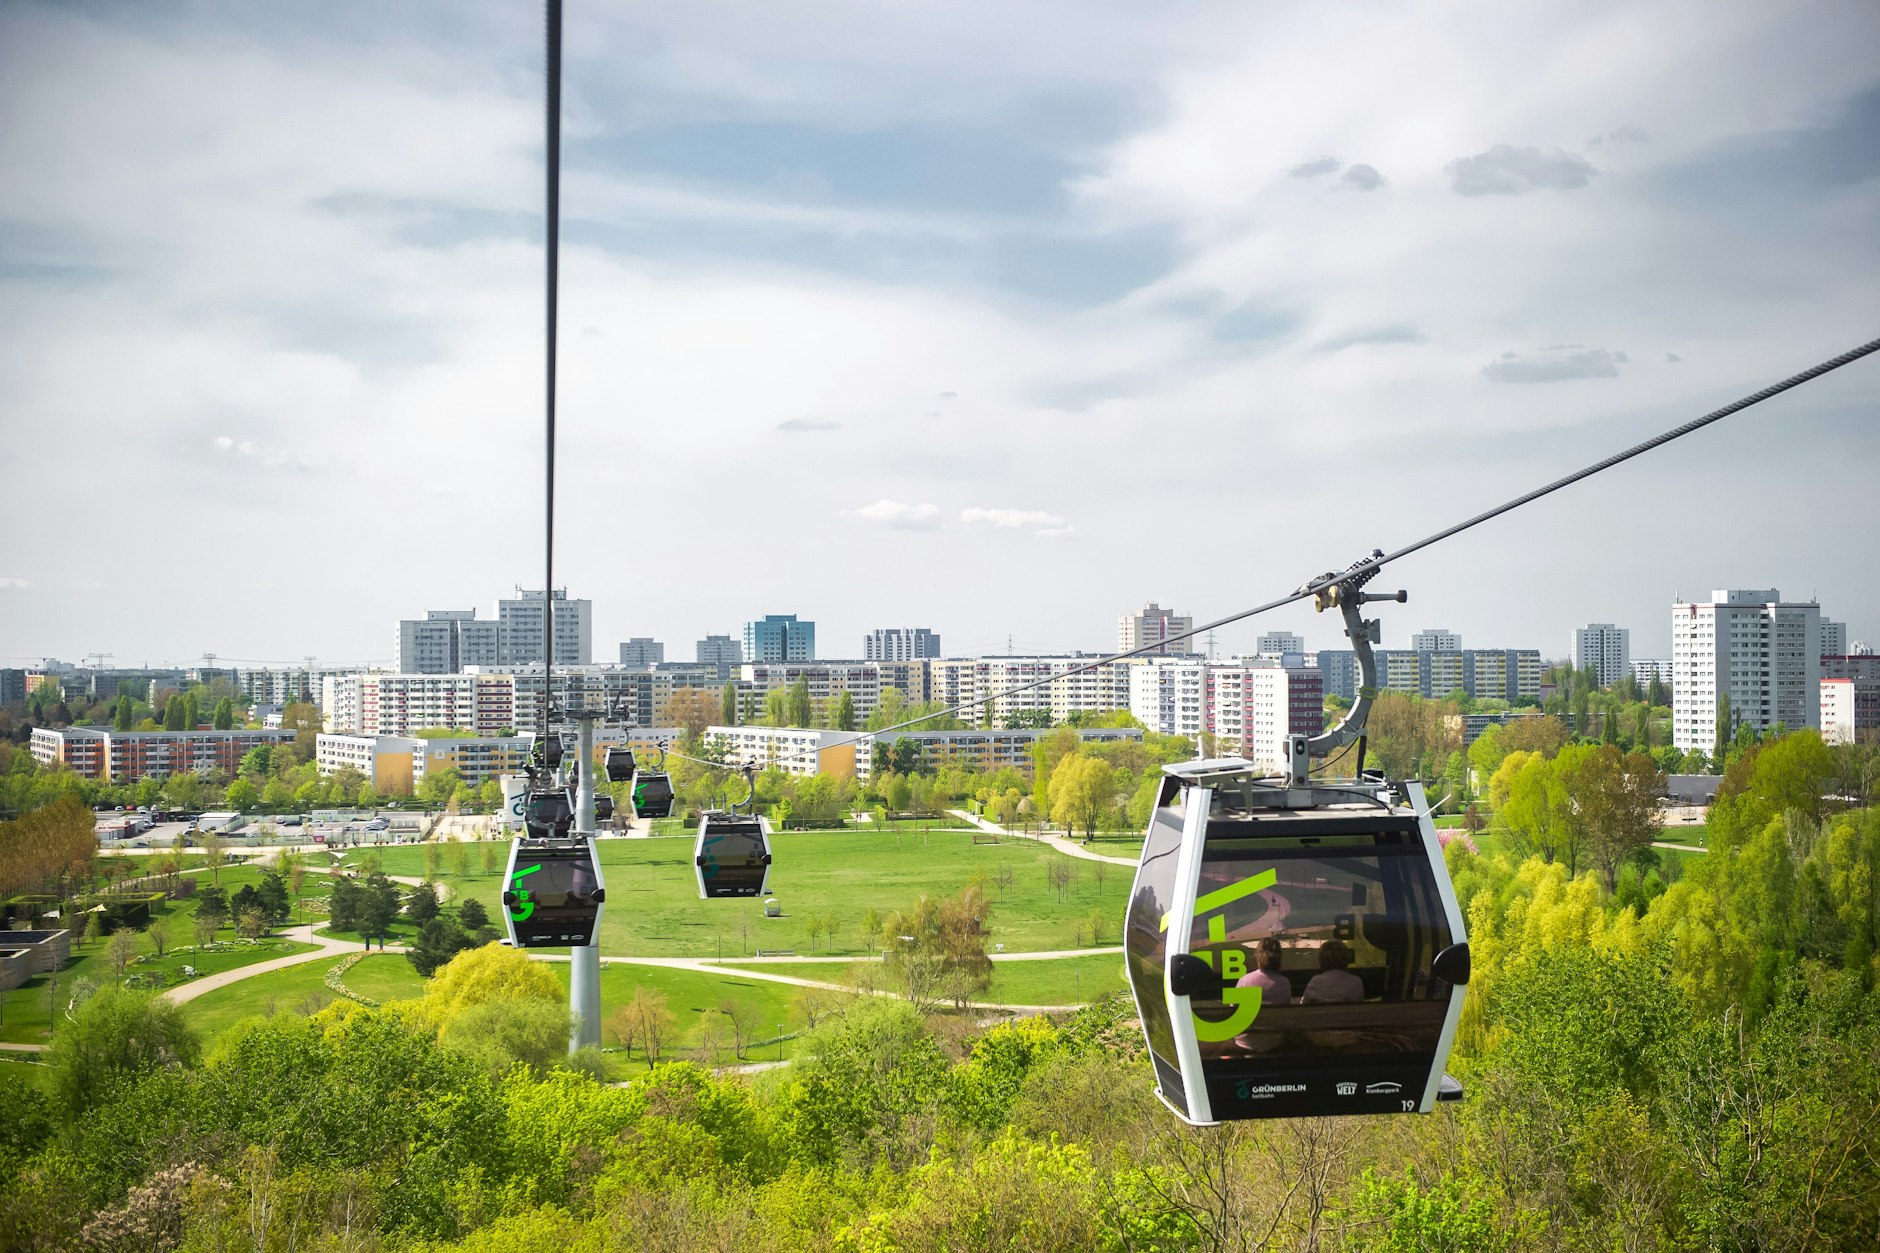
[929, 656, 1135, 728]
[1630, 659, 1668, 684]
[396, 610, 501, 674]
[1573, 624, 1631, 687]
[1314, 648, 1542, 702]
[864, 627, 942, 662]
[1409, 628, 1462, 653]
[740, 663, 883, 725]
[1821, 655, 1880, 745]
[500, 588, 592, 666]
[1118, 602, 1196, 656]
[705, 725, 856, 779]
[854, 727, 1143, 780]
[1820, 620, 1847, 659]
[744, 615, 815, 663]
[31, 727, 296, 782]
[696, 634, 743, 679]
[1672, 589, 1821, 754]
[618, 638, 664, 667]
[1255, 631, 1306, 657]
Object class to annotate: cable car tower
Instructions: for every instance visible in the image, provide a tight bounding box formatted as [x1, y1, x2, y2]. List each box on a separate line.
[1124, 553, 1470, 1124]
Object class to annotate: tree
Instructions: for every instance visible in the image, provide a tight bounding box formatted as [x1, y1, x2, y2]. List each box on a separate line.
[236, 907, 267, 940]
[417, 942, 561, 1029]
[358, 874, 400, 945]
[764, 689, 791, 728]
[44, 986, 199, 1118]
[106, 926, 138, 977]
[607, 986, 675, 1067]
[405, 916, 473, 977]
[1569, 746, 1664, 892]
[407, 882, 440, 925]
[419, 767, 463, 809]
[787, 676, 813, 728]
[457, 897, 489, 931]
[255, 871, 291, 924]
[1049, 754, 1114, 841]
[162, 695, 187, 731]
[239, 745, 273, 778]
[211, 698, 234, 730]
[192, 910, 219, 948]
[327, 876, 360, 932]
[657, 689, 719, 741]
[145, 916, 171, 958]
[721, 681, 739, 727]
[832, 690, 857, 732]
[280, 701, 323, 763]
[183, 692, 199, 731]
[112, 697, 133, 732]
[1715, 693, 1735, 759]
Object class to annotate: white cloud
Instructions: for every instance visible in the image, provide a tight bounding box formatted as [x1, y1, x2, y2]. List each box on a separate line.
[853, 499, 941, 529]
[962, 507, 1067, 530]
[0, 578, 30, 590]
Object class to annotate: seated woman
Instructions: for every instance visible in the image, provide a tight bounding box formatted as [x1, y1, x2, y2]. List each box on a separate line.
[1301, 938, 1365, 1004]
[1236, 937, 1292, 1003]
[1232, 937, 1293, 1052]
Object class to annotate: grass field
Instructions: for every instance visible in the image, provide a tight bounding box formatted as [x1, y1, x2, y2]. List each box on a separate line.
[715, 951, 1129, 1008]
[179, 959, 339, 1041]
[0, 864, 315, 1045]
[335, 830, 1132, 958]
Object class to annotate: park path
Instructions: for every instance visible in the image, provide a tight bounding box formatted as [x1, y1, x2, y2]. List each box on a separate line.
[597, 955, 1083, 1014]
[948, 810, 1139, 868]
[1652, 841, 1707, 853]
[159, 923, 361, 1007]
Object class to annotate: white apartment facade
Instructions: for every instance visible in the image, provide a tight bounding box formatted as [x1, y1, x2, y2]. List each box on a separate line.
[1573, 624, 1632, 688]
[929, 656, 1136, 727]
[1821, 679, 1856, 746]
[704, 726, 856, 779]
[1671, 589, 1821, 754]
[1127, 658, 1324, 772]
[864, 627, 942, 662]
[1409, 628, 1462, 653]
[323, 674, 516, 737]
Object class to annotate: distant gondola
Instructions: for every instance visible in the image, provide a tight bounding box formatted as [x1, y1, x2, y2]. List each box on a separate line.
[693, 809, 773, 899]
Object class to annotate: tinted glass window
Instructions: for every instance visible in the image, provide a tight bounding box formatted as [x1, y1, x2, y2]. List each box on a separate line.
[699, 819, 768, 896]
[1125, 801, 1188, 1082]
[1182, 826, 1451, 1061]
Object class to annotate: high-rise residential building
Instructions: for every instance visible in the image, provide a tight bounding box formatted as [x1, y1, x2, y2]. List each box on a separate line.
[864, 627, 942, 662]
[928, 656, 1135, 727]
[1126, 658, 1322, 772]
[1255, 631, 1306, 657]
[1821, 656, 1880, 746]
[744, 614, 815, 663]
[30, 726, 297, 781]
[1630, 659, 1667, 684]
[697, 634, 743, 680]
[1409, 628, 1462, 653]
[1573, 624, 1632, 688]
[1119, 602, 1196, 656]
[1671, 589, 1822, 754]
[397, 609, 501, 674]
[1820, 619, 1848, 658]
[618, 638, 664, 667]
[498, 588, 592, 667]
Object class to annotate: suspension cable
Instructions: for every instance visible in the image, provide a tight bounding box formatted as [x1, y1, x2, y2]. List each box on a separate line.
[541, 0, 563, 743]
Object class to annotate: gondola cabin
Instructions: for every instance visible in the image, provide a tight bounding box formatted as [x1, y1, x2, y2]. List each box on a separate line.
[501, 834, 606, 947]
[604, 746, 637, 784]
[1125, 759, 1469, 1125]
[633, 773, 674, 819]
[694, 810, 772, 899]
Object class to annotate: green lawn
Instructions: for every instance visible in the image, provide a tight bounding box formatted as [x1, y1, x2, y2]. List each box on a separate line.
[0, 865, 313, 1045]
[714, 951, 1129, 1008]
[330, 830, 1132, 958]
[337, 953, 428, 1003]
[179, 960, 339, 1041]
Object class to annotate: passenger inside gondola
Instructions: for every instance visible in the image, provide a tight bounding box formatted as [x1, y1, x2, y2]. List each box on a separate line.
[1237, 937, 1292, 1001]
[1302, 939, 1365, 1004]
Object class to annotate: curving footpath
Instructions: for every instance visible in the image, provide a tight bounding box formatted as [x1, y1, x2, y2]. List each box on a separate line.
[160, 923, 366, 1007]
[948, 809, 1140, 868]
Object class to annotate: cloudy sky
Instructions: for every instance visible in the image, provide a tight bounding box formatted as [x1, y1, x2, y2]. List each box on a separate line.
[2, 0, 1876, 669]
